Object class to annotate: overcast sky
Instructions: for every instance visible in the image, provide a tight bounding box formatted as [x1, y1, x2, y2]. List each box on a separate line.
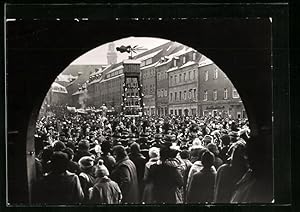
[71, 37, 170, 65]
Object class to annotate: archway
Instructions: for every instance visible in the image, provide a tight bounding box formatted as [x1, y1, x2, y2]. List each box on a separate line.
[6, 17, 273, 204]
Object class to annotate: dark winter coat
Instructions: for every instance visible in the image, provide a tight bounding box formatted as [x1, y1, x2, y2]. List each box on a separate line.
[89, 176, 122, 204]
[148, 162, 184, 204]
[110, 156, 139, 203]
[34, 171, 84, 204]
[186, 167, 216, 203]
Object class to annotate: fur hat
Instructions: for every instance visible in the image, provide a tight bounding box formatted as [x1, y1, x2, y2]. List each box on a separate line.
[78, 156, 94, 170]
[95, 159, 109, 177]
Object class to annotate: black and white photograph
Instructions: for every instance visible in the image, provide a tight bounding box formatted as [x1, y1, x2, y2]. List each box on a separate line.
[4, 3, 290, 207]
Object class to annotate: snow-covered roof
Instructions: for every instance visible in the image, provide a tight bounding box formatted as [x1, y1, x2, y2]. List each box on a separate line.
[198, 57, 214, 67]
[155, 57, 172, 67]
[123, 59, 141, 64]
[166, 66, 179, 73]
[106, 65, 123, 74]
[179, 61, 197, 69]
[135, 49, 162, 62]
[72, 90, 84, 96]
[166, 47, 194, 59]
[140, 61, 159, 70]
[56, 74, 77, 83]
[51, 82, 68, 94]
[101, 74, 124, 83]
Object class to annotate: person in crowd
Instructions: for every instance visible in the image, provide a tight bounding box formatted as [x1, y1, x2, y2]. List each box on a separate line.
[40, 146, 54, 174]
[62, 147, 81, 175]
[52, 140, 66, 152]
[128, 142, 147, 202]
[142, 147, 160, 203]
[207, 143, 223, 170]
[73, 140, 92, 162]
[147, 144, 183, 203]
[179, 149, 192, 202]
[110, 145, 139, 203]
[218, 134, 231, 162]
[186, 150, 216, 203]
[89, 160, 122, 204]
[186, 147, 210, 192]
[78, 156, 96, 203]
[214, 140, 249, 203]
[33, 151, 84, 204]
[230, 135, 273, 203]
[97, 139, 116, 173]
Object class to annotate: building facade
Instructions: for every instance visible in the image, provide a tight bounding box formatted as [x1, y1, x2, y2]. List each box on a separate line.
[168, 48, 202, 116]
[198, 58, 246, 119]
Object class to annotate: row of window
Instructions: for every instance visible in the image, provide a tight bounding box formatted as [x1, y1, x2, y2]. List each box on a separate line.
[157, 89, 168, 97]
[170, 69, 197, 86]
[106, 69, 122, 79]
[144, 84, 155, 94]
[142, 68, 155, 79]
[203, 88, 239, 101]
[204, 69, 219, 81]
[169, 88, 197, 102]
[157, 71, 168, 81]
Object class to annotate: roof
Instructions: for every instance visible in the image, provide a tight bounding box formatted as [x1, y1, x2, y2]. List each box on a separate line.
[166, 66, 179, 73]
[134, 49, 162, 62]
[101, 74, 124, 83]
[123, 59, 141, 64]
[140, 61, 159, 70]
[72, 90, 84, 96]
[51, 82, 68, 94]
[56, 74, 78, 83]
[179, 61, 197, 69]
[198, 57, 214, 67]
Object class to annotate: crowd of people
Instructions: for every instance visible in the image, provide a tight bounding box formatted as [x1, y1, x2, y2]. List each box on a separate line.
[32, 105, 269, 204]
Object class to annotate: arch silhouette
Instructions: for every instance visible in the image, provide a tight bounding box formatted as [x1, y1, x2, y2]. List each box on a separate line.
[7, 18, 273, 204]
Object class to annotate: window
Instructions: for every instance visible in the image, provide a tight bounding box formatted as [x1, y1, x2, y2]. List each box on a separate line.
[158, 73, 160, 81]
[204, 90, 208, 101]
[224, 88, 228, 99]
[164, 89, 167, 96]
[170, 76, 173, 85]
[193, 89, 197, 99]
[189, 71, 191, 80]
[205, 70, 209, 81]
[175, 92, 177, 101]
[179, 91, 182, 101]
[179, 74, 182, 82]
[232, 89, 239, 98]
[213, 90, 218, 100]
[173, 59, 177, 67]
[146, 58, 152, 65]
[188, 90, 192, 99]
[170, 109, 173, 114]
[214, 69, 218, 79]
[184, 73, 187, 81]
[193, 70, 196, 80]
[183, 56, 186, 64]
[193, 52, 196, 60]
[183, 90, 187, 100]
[141, 61, 146, 67]
[170, 93, 173, 101]
[175, 75, 178, 84]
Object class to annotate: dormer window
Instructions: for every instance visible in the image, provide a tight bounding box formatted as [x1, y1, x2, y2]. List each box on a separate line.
[183, 56, 186, 64]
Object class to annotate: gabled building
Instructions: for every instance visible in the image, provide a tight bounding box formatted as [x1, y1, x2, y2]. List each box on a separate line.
[197, 56, 246, 119]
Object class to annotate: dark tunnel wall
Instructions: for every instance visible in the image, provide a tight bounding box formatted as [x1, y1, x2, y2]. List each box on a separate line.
[4, 4, 290, 206]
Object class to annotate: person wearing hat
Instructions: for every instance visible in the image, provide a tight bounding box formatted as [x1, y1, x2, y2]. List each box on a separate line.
[89, 160, 122, 204]
[73, 139, 92, 162]
[146, 144, 183, 203]
[128, 142, 147, 202]
[219, 134, 232, 162]
[214, 141, 249, 203]
[207, 143, 223, 170]
[62, 147, 81, 175]
[186, 150, 217, 203]
[33, 152, 84, 204]
[110, 145, 139, 203]
[78, 156, 96, 203]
